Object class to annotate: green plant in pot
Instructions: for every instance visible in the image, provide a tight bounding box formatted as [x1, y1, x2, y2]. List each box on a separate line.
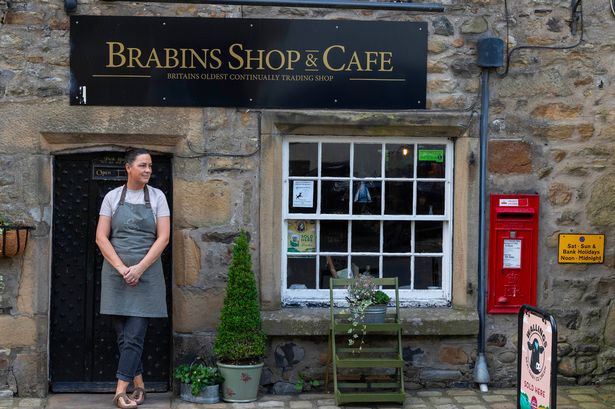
[346, 273, 391, 350]
[174, 361, 224, 404]
[214, 230, 267, 402]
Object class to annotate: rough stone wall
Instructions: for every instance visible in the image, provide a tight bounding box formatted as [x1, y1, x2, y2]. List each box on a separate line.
[0, 0, 613, 396]
[482, 0, 615, 388]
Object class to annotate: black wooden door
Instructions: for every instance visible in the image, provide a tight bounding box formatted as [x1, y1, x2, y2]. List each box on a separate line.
[50, 152, 172, 392]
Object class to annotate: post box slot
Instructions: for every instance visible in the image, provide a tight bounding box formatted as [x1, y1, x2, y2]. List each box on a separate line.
[496, 212, 534, 220]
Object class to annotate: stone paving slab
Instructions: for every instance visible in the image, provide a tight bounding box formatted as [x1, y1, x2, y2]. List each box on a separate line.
[0, 386, 614, 408]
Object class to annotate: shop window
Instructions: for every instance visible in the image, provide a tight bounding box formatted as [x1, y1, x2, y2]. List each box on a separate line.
[282, 137, 453, 305]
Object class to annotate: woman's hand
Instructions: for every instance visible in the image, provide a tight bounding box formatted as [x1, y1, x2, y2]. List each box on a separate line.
[124, 264, 146, 287]
[117, 265, 130, 278]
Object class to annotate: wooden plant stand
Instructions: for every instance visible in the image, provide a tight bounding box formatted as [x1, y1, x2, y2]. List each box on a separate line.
[329, 277, 405, 405]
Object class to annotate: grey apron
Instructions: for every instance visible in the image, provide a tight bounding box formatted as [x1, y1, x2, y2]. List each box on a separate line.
[100, 185, 168, 318]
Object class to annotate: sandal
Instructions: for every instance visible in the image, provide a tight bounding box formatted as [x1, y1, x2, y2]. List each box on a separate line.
[130, 387, 146, 405]
[113, 393, 137, 409]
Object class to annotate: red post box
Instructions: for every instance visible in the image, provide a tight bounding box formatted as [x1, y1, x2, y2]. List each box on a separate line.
[488, 194, 539, 314]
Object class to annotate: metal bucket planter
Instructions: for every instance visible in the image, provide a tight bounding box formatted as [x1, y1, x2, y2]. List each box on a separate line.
[0, 226, 30, 258]
[362, 305, 387, 323]
[217, 362, 263, 402]
[179, 383, 220, 404]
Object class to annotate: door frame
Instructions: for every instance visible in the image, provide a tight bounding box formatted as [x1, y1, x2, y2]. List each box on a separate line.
[48, 149, 174, 392]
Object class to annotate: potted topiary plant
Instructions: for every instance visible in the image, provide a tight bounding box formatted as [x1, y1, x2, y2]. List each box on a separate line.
[174, 360, 224, 404]
[214, 230, 267, 402]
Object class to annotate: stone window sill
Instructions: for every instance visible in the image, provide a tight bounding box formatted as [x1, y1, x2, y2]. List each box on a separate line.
[261, 307, 478, 337]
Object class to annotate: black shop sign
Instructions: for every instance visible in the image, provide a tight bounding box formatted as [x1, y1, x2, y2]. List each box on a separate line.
[69, 16, 427, 109]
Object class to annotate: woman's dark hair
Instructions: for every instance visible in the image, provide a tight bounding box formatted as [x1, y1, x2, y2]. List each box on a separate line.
[125, 148, 150, 165]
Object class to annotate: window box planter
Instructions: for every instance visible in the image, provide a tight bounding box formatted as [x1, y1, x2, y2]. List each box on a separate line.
[0, 225, 32, 258]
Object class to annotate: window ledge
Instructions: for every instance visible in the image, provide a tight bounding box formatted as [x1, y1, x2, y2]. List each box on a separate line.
[261, 307, 478, 337]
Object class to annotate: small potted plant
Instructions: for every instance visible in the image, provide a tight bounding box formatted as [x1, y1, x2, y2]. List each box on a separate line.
[214, 230, 267, 402]
[346, 273, 391, 348]
[174, 360, 224, 404]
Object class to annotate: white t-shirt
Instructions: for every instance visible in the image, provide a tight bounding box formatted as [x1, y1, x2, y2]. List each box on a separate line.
[99, 185, 170, 221]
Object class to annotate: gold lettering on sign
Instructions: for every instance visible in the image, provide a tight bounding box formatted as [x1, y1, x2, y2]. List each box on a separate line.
[106, 42, 223, 69]
[323, 45, 395, 72]
[103, 41, 395, 74]
[106, 42, 127, 68]
[322, 45, 345, 71]
[227, 43, 302, 71]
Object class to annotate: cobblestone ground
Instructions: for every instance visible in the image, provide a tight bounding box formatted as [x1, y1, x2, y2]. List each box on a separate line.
[0, 385, 614, 408]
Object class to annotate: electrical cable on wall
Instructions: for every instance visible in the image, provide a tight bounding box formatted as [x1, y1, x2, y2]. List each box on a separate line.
[497, 0, 584, 78]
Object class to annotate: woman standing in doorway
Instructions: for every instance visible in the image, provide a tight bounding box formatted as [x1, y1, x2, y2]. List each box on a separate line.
[96, 148, 170, 409]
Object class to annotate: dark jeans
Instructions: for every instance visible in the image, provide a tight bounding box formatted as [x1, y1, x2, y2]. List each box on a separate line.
[112, 316, 149, 382]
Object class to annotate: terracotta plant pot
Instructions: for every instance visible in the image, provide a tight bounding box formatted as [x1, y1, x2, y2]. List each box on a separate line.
[0, 226, 29, 258]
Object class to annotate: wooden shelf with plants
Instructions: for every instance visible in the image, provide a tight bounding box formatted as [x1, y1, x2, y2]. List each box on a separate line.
[329, 277, 405, 405]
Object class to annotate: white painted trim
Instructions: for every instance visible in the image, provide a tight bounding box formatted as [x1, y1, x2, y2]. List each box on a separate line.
[282, 136, 453, 306]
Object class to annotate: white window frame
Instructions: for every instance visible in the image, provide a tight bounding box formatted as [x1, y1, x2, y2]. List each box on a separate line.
[281, 136, 454, 307]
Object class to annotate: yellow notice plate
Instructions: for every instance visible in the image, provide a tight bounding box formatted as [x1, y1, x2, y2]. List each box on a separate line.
[558, 234, 604, 264]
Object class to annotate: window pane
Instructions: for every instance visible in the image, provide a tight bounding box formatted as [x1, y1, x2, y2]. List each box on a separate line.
[416, 182, 445, 215]
[287, 220, 316, 253]
[351, 256, 379, 278]
[351, 221, 380, 252]
[386, 144, 414, 178]
[414, 256, 442, 289]
[319, 256, 349, 289]
[288, 180, 317, 214]
[383, 257, 411, 289]
[415, 221, 443, 253]
[289, 142, 318, 176]
[353, 144, 381, 178]
[322, 143, 350, 177]
[417, 144, 446, 178]
[320, 220, 348, 252]
[352, 181, 381, 215]
[321, 181, 349, 214]
[287, 256, 316, 289]
[385, 181, 413, 215]
[383, 221, 411, 253]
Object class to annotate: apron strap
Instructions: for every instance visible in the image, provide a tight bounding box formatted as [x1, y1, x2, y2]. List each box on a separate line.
[119, 185, 128, 206]
[143, 185, 151, 209]
[119, 185, 151, 208]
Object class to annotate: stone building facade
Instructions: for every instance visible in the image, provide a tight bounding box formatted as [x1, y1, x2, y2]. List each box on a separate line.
[0, 0, 614, 398]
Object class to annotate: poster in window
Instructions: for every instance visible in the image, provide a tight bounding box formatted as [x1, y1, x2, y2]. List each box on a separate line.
[292, 181, 314, 208]
[503, 239, 522, 269]
[287, 220, 316, 253]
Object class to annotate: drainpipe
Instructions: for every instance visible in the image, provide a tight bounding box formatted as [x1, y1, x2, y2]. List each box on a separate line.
[473, 37, 504, 393]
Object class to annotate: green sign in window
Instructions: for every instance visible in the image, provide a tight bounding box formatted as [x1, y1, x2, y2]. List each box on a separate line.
[418, 149, 444, 163]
